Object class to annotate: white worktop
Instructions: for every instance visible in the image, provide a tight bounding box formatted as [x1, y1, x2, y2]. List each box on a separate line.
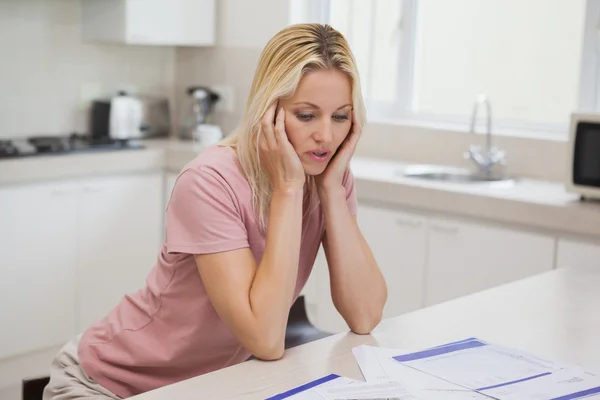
[1, 138, 599, 238]
[349, 157, 600, 238]
[127, 264, 600, 400]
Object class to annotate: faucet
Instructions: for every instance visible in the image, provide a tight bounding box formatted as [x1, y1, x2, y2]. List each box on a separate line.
[464, 94, 506, 176]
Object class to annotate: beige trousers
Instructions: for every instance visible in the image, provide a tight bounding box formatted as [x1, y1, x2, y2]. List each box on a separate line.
[43, 334, 122, 400]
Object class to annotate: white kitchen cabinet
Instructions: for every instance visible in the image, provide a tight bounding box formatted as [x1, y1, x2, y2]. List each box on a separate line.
[425, 217, 556, 306]
[77, 172, 163, 332]
[0, 181, 78, 359]
[164, 172, 178, 206]
[310, 204, 427, 333]
[556, 238, 600, 269]
[162, 172, 179, 234]
[308, 246, 341, 333]
[81, 0, 216, 46]
[357, 204, 427, 318]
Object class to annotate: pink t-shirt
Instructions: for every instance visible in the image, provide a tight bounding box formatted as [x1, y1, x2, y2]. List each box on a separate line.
[78, 145, 357, 398]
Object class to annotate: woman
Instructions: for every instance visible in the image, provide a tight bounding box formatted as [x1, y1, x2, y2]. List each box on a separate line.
[43, 23, 387, 399]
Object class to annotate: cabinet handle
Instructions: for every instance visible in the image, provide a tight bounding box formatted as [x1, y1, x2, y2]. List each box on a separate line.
[395, 218, 422, 228]
[82, 186, 102, 194]
[50, 189, 72, 196]
[431, 224, 459, 234]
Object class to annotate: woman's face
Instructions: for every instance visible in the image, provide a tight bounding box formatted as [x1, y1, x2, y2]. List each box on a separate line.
[279, 69, 353, 176]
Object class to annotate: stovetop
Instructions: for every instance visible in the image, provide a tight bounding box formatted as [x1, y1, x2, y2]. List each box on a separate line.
[0, 133, 145, 159]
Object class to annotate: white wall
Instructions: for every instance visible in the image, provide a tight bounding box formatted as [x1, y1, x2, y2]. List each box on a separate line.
[0, 0, 176, 139]
[217, 0, 290, 49]
[176, 0, 292, 137]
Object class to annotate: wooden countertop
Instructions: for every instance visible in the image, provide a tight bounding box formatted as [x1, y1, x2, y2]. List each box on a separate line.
[129, 265, 600, 399]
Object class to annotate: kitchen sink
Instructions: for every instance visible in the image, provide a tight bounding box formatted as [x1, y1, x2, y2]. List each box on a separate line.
[400, 165, 514, 184]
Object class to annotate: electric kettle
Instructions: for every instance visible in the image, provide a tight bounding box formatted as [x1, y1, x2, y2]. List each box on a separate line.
[90, 91, 170, 140]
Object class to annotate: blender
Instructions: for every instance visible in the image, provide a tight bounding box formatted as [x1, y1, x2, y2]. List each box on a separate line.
[180, 86, 223, 145]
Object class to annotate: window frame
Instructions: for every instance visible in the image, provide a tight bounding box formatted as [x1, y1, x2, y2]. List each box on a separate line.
[316, 0, 417, 122]
[579, 0, 600, 114]
[300, 0, 599, 138]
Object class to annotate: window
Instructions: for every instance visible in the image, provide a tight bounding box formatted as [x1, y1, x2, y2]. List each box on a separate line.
[580, 0, 600, 114]
[299, 0, 599, 137]
[326, 0, 414, 120]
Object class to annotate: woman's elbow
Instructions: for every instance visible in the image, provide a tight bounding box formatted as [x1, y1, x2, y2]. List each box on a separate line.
[247, 329, 286, 361]
[251, 340, 285, 361]
[348, 311, 383, 335]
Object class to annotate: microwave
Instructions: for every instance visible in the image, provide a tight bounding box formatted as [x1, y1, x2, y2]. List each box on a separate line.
[566, 113, 600, 200]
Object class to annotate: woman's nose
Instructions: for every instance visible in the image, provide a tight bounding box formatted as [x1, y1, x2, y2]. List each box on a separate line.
[313, 120, 333, 144]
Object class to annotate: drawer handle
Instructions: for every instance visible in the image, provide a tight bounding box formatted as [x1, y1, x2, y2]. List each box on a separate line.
[396, 218, 422, 228]
[82, 187, 102, 194]
[431, 224, 459, 234]
[50, 189, 72, 196]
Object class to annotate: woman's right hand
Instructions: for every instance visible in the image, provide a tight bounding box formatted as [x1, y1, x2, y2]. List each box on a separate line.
[259, 102, 305, 192]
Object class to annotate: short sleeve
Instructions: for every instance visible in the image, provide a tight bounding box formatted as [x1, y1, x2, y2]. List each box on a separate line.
[165, 167, 249, 255]
[342, 166, 358, 216]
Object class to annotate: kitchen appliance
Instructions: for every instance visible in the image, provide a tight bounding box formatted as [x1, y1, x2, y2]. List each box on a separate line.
[0, 139, 19, 157]
[0, 133, 144, 159]
[179, 86, 223, 145]
[90, 91, 171, 141]
[566, 112, 600, 201]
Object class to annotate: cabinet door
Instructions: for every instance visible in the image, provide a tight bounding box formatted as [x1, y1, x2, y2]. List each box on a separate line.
[311, 204, 427, 333]
[162, 172, 179, 235]
[426, 217, 555, 306]
[358, 204, 427, 318]
[164, 172, 178, 207]
[77, 173, 163, 332]
[556, 238, 600, 269]
[126, 0, 216, 45]
[82, 0, 216, 46]
[0, 181, 78, 358]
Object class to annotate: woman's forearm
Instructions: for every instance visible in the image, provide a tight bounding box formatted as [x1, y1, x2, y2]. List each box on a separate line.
[249, 187, 304, 353]
[320, 189, 387, 334]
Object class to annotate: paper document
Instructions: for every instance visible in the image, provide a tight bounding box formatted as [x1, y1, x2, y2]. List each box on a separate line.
[315, 380, 417, 400]
[392, 337, 600, 400]
[352, 344, 490, 400]
[264, 374, 358, 400]
[481, 367, 600, 400]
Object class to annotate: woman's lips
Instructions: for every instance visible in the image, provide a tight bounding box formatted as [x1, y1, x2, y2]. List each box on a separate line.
[307, 150, 330, 162]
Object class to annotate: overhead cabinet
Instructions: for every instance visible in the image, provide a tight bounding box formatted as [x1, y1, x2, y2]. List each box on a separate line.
[81, 0, 216, 46]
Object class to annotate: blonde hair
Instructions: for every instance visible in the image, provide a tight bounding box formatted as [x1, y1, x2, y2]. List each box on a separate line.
[221, 23, 366, 231]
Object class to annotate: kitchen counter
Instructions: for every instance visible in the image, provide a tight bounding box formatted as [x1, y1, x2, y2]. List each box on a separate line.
[350, 157, 600, 239]
[127, 264, 600, 399]
[0, 138, 201, 186]
[1, 138, 599, 239]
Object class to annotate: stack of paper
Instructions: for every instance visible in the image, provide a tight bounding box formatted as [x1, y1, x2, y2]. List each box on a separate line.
[388, 337, 600, 399]
[352, 343, 488, 399]
[265, 337, 600, 400]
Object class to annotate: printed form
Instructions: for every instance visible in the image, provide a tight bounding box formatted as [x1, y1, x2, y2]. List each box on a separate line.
[391, 338, 600, 400]
[352, 344, 490, 399]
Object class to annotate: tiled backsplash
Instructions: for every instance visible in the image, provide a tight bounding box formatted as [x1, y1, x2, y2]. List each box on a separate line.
[358, 122, 568, 183]
[0, 0, 176, 139]
[175, 46, 261, 138]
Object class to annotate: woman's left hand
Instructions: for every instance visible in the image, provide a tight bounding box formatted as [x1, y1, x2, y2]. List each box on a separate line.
[315, 111, 362, 195]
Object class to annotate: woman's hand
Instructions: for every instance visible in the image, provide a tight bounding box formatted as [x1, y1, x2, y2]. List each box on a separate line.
[260, 102, 305, 192]
[315, 111, 362, 195]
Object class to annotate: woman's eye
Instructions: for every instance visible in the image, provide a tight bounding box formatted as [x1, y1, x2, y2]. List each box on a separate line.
[333, 114, 349, 122]
[297, 113, 314, 121]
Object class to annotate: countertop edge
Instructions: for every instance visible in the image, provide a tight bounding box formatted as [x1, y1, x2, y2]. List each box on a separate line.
[354, 177, 600, 239]
[2, 143, 599, 240]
